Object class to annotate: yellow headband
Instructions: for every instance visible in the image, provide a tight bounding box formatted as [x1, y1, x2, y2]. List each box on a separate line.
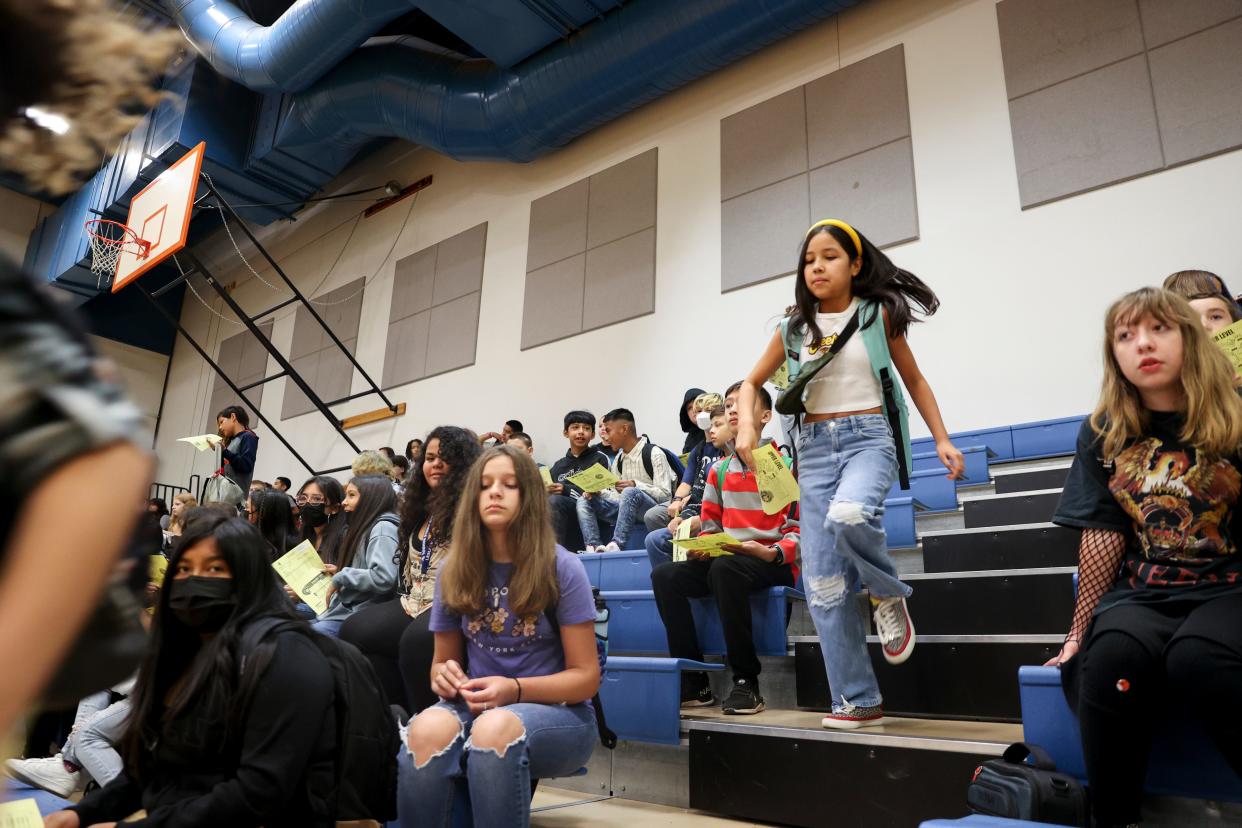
[805, 219, 862, 258]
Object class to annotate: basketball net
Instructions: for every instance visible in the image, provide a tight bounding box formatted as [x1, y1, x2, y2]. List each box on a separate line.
[84, 219, 150, 286]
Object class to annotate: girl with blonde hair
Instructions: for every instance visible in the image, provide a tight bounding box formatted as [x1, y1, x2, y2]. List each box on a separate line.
[398, 446, 599, 828]
[1048, 287, 1242, 827]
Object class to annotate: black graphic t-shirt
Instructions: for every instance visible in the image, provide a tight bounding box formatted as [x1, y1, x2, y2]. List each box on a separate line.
[1054, 414, 1242, 612]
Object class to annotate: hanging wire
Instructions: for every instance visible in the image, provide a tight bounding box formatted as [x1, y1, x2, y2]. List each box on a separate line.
[173, 253, 241, 326]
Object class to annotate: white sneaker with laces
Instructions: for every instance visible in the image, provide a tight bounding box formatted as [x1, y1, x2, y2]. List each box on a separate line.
[601, 541, 621, 552]
[5, 753, 82, 798]
[872, 595, 916, 665]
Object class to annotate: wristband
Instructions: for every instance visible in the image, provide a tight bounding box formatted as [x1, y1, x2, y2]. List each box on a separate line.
[514, 677, 522, 703]
[771, 547, 784, 566]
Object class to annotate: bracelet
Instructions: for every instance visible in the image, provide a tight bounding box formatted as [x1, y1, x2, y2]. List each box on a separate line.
[514, 677, 522, 703]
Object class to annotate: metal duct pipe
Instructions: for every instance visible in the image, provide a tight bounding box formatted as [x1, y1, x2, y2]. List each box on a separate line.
[167, 0, 414, 92]
[273, 0, 854, 164]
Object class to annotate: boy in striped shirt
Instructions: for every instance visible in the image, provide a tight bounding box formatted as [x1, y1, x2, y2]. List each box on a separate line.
[651, 383, 799, 715]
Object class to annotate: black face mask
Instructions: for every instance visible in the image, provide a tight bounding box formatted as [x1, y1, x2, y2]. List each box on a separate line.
[168, 576, 236, 632]
[300, 503, 328, 528]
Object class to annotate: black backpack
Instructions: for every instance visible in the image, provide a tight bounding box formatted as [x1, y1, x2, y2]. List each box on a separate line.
[547, 588, 617, 750]
[241, 618, 400, 823]
[967, 742, 1087, 826]
[638, 435, 686, 483]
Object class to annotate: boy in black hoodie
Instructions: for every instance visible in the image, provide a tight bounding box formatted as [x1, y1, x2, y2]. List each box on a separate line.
[547, 410, 612, 552]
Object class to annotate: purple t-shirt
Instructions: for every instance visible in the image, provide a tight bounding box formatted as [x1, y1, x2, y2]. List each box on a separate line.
[429, 547, 595, 680]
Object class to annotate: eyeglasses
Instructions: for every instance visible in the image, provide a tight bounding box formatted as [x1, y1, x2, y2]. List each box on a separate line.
[296, 494, 326, 505]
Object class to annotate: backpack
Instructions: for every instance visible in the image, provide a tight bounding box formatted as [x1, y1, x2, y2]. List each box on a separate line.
[967, 742, 1087, 826]
[547, 588, 617, 750]
[638, 435, 686, 483]
[241, 618, 400, 823]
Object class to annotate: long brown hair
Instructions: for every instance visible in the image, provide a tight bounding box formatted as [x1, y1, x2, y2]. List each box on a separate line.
[1091, 287, 1242, 460]
[338, 475, 397, 570]
[437, 446, 559, 618]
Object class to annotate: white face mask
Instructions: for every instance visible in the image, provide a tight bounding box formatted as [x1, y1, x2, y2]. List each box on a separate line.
[695, 410, 712, 431]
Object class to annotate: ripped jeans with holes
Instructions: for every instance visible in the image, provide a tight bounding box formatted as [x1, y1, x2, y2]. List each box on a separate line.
[397, 697, 596, 828]
[797, 415, 910, 712]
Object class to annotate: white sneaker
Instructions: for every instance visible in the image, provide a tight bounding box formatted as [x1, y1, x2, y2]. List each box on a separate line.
[5, 753, 82, 798]
[601, 541, 621, 552]
[872, 596, 916, 665]
[582, 545, 597, 554]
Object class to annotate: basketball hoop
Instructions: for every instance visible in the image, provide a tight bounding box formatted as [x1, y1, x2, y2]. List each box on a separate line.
[84, 219, 150, 283]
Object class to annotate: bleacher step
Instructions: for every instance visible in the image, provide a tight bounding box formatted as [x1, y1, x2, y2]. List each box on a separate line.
[991, 461, 1072, 495]
[901, 567, 1076, 635]
[921, 523, 1079, 573]
[960, 488, 1062, 529]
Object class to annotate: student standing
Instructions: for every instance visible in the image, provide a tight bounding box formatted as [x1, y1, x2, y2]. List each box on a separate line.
[1048, 287, 1242, 828]
[735, 219, 963, 729]
[214, 405, 259, 494]
[399, 446, 599, 828]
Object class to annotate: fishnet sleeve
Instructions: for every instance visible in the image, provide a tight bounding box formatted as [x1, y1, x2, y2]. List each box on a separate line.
[1066, 528, 1126, 643]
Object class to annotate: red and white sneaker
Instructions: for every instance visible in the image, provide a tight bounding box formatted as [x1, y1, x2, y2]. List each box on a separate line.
[872, 596, 915, 665]
[822, 702, 884, 730]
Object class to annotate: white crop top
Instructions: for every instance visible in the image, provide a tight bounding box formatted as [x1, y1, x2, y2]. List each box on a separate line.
[799, 298, 883, 414]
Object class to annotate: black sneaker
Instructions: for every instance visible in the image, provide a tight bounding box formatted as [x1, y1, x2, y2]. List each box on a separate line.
[721, 677, 765, 715]
[680, 673, 716, 708]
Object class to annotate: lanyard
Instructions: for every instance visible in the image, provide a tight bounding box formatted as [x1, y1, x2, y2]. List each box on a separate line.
[420, 523, 435, 575]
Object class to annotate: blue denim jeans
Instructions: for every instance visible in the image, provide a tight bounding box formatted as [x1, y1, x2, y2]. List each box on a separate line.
[397, 698, 596, 828]
[576, 488, 658, 547]
[797, 414, 909, 711]
[62, 697, 129, 786]
[645, 528, 675, 569]
[310, 617, 343, 637]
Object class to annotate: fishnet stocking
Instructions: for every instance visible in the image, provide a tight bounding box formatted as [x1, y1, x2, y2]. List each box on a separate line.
[1067, 528, 1127, 643]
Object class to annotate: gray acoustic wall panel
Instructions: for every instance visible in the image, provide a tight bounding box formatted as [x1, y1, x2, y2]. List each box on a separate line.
[720, 88, 808, 201]
[1009, 56, 1162, 207]
[996, 0, 1144, 98]
[721, 175, 810, 292]
[1148, 17, 1242, 166]
[522, 149, 658, 349]
[998, 0, 1242, 208]
[384, 223, 488, 388]
[582, 227, 656, 331]
[521, 255, 585, 349]
[209, 322, 273, 426]
[527, 179, 589, 272]
[719, 45, 916, 292]
[809, 139, 918, 248]
[282, 279, 363, 419]
[1139, 0, 1242, 47]
[805, 45, 910, 168]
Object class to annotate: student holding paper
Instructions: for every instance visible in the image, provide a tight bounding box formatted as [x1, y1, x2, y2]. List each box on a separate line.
[340, 426, 482, 713]
[46, 512, 335, 828]
[311, 475, 399, 637]
[652, 384, 799, 715]
[399, 445, 599, 828]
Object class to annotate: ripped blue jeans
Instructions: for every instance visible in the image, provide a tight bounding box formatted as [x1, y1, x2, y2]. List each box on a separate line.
[797, 415, 910, 711]
[397, 697, 595, 828]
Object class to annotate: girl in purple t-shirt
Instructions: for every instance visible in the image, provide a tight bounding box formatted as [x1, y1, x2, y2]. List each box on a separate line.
[397, 445, 600, 828]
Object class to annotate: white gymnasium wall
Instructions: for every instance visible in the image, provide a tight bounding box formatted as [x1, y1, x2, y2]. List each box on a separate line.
[152, 0, 1242, 487]
[0, 187, 50, 263]
[92, 336, 169, 448]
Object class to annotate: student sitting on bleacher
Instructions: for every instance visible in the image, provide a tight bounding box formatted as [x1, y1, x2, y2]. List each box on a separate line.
[577, 408, 679, 552]
[645, 392, 724, 532]
[1047, 287, 1242, 828]
[652, 385, 799, 715]
[47, 512, 336, 828]
[645, 404, 733, 568]
[399, 446, 599, 828]
[1163, 269, 1241, 335]
[547, 411, 614, 552]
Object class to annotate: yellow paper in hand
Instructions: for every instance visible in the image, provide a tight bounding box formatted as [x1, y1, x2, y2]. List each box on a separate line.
[670, 531, 741, 557]
[272, 540, 332, 616]
[1213, 320, 1242, 373]
[752, 443, 800, 515]
[540, 466, 554, 487]
[0, 798, 43, 827]
[178, 434, 219, 452]
[672, 518, 694, 562]
[770, 362, 790, 390]
[566, 463, 620, 494]
[149, 554, 169, 586]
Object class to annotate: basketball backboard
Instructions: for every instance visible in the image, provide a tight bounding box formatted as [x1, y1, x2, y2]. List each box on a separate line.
[110, 141, 205, 293]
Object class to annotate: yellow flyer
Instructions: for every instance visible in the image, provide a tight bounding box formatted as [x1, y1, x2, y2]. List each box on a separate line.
[752, 443, 799, 515]
[272, 540, 332, 616]
[672, 517, 694, 562]
[770, 361, 790, 390]
[1213, 320, 1242, 373]
[149, 554, 169, 586]
[566, 463, 620, 494]
[670, 531, 741, 557]
[177, 434, 219, 452]
[0, 798, 43, 827]
[540, 466, 554, 487]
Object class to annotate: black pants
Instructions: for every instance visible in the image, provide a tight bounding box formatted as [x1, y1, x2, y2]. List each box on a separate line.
[1074, 592, 1242, 826]
[338, 598, 438, 714]
[651, 555, 794, 682]
[549, 494, 585, 552]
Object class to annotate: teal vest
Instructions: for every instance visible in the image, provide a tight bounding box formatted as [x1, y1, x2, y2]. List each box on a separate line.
[779, 299, 913, 488]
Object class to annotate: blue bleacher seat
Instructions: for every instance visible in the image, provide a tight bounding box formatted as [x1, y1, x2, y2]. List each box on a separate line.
[882, 496, 924, 548]
[4, 781, 74, 817]
[912, 444, 994, 486]
[624, 525, 648, 551]
[913, 425, 1014, 463]
[1018, 665, 1242, 803]
[597, 549, 655, 591]
[603, 586, 801, 656]
[891, 468, 959, 511]
[1009, 416, 1084, 460]
[599, 656, 725, 744]
[920, 817, 1068, 827]
[691, 586, 803, 656]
